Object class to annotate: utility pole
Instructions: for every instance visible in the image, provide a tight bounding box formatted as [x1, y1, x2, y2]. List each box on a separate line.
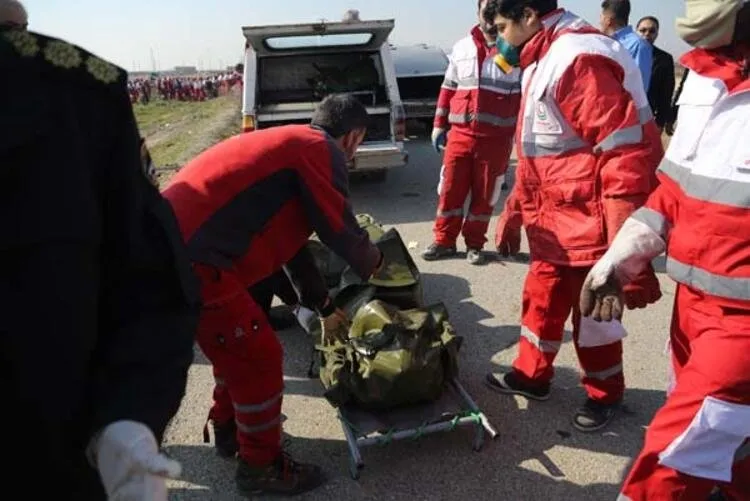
[149, 47, 156, 72]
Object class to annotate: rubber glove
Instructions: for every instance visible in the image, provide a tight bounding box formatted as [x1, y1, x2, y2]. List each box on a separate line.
[431, 128, 447, 153]
[93, 420, 182, 501]
[580, 217, 666, 322]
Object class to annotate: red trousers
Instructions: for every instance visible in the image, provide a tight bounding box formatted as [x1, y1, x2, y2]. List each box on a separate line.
[194, 264, 283, 467]
[512, 261, 625, 404]
[433, 129, 513, 250]
[619, 285, 750, 500]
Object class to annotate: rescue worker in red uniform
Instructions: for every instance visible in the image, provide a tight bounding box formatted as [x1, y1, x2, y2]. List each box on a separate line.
[162, 94, 384, 497]
[481, 0, 664, 431]
[422, 0, 522, 266]
[580, 1, 750, 498]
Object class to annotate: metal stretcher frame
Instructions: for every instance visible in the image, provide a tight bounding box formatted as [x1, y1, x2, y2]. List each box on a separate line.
[335, 378, 498, 480]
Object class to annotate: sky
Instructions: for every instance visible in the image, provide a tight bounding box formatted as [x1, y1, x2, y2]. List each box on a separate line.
[27, 0, 691, 72]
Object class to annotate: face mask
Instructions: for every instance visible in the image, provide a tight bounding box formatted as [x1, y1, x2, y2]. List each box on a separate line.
[494, 36, 520, 74]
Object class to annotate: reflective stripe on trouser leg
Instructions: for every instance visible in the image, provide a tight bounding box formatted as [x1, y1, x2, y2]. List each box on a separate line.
[462, 133, 513, 249]
[195, 275, 284, 467]
[512, 261, 573, 385]
[619, 284, 750, 500]
[433, 132, 475, 247]
[573, 311, 625, 404]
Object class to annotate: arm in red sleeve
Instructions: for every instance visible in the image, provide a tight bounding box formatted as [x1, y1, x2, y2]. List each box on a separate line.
[434, 54, 458, 130]
[555, 54, 654, 243]
[297, 137, 382, 281]
[630, 171, 681, 242]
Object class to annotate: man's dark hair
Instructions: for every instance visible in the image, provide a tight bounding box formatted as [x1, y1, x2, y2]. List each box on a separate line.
[483, 0, 557, 24]
[601, 0, 631, 26]
[636, 16, 659, 30]
[310, 94, 369, 138]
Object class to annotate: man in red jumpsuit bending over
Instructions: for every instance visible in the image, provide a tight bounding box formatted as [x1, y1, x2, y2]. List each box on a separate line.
[482, 0, 663, 432]
[422, 0, 522, 266]
[162, 94, 384, 497]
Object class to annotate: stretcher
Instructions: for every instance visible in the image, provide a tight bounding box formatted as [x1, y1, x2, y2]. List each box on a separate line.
[333, 377, 498, 480]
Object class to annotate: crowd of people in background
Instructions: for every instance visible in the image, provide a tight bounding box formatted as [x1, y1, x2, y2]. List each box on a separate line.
[127, 72, 243, 104]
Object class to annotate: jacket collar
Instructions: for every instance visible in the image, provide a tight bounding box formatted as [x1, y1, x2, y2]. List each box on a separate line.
[519, 9, 599, 69]
[680, 44, 750, 95]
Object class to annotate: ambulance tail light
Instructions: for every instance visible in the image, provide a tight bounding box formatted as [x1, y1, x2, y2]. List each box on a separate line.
[242, 115, 256, 133]
[392, 104, 406, 142]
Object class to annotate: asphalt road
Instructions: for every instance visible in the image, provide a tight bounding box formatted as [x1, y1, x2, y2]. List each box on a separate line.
[163, 134, 676, 501]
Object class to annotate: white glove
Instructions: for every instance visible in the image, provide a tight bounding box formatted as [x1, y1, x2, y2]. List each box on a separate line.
[587, 217, 666, 288]
[92, 420, 182, 501]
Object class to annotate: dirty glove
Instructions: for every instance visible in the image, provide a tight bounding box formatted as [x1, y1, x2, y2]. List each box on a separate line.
[622, 263, 662, 309]
[321, 306, 351, 345]
[495, 211, 522, 257]
[580, 216, 666, 322]
[580, 266, 625, 322]
[431, 128, 447, 153]
[92, 420, 182, 501]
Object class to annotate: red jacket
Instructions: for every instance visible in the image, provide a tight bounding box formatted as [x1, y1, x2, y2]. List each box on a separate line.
[630, 47, 750, 309]
[434, 26, 522, 138]
[501, 9, 663, 266]
[162, 125, 381, 298]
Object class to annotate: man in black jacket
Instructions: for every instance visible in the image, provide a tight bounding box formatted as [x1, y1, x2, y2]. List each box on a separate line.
[0, 26, 199, 499]
[637, 16, 677, 135]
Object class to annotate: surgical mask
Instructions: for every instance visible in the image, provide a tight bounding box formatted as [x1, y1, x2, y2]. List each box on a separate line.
[494, 36, 520, 74]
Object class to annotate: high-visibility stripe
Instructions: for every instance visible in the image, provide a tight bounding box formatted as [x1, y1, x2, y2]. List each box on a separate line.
[667, 257, 750, 301]
[522, 136, 588, 157]
[594, 125, 643, 153]
[520, 326, 562, 354]
[456, 76, 521, 94]
[448, 112, 517, 127]
[437, 208, 463, 218]
[638, 106, 653, 124]
[659, 158, 750, 209]
[235, 415, 281, 434]
[442, 79, 458, 89]
[585, 363, 623, 381]
[435, 107, 449, 117]
[630, 207, 670, 238]
[466, 213, 491, 222]
[233, 391, 282, 414]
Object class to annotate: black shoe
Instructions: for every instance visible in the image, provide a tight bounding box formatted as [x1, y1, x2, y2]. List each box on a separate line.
[236, 452, 326, 497]
[213, 420, 239, 458]
[421, 243, 457, 261]
[572, 398, 620, 432]
[467, 248, 487, 266]
[484, 372, 551, 401]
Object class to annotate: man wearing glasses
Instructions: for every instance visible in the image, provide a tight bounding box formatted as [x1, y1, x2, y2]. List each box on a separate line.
[637, 16, 677, 136]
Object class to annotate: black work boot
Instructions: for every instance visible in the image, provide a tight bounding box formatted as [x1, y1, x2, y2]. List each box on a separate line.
[466, 248, 487, 265]
[485, 371, 551, 401]
[421, 242, 457, 261]
[213, 420, 239, 458]
[236, 452, 326, 497]
[572, 398, 620, 432]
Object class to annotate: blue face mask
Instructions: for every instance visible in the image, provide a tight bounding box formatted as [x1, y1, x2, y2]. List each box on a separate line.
[494, 36, 520, 74]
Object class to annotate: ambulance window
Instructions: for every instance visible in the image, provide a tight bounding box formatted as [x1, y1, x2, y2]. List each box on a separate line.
[265, 33, 373, 50]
